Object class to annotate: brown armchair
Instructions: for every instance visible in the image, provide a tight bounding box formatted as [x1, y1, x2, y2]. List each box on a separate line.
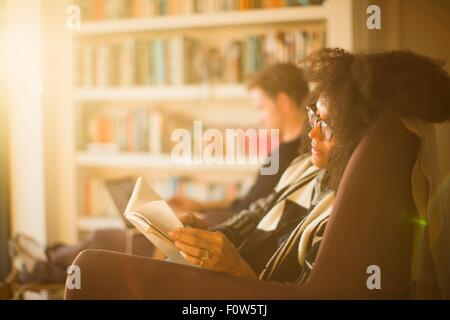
[66, 115, 439, 300]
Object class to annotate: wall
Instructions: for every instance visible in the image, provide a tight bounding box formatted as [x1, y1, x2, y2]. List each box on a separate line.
[0, 0, 11, 279]
[41, 0, 77, 244]
[4, 0, 47, 243]
[353, 0, 450, 177]
[400, 0, 450, 176]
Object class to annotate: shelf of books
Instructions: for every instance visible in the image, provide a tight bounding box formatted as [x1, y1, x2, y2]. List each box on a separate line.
[76, 5, 329, 35]
[72, 0, 329, 236]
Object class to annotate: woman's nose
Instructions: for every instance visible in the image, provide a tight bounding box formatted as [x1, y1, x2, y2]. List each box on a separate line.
[308, 123, 322, 141]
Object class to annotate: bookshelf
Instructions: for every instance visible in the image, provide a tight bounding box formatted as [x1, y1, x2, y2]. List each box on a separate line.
[68, 0, 352, 241]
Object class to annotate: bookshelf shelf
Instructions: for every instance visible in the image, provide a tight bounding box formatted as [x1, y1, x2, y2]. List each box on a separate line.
[77, 6, 329, 35]
[78, 216, 125, 232]
[75, 84, 248, 102]
[76, 152, 260, 173]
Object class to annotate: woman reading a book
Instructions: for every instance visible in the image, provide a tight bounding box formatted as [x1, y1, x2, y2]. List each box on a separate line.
[168, 48, 450, 288]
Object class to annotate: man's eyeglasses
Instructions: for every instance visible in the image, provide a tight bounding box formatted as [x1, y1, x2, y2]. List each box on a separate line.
[306, 105, 333, 141]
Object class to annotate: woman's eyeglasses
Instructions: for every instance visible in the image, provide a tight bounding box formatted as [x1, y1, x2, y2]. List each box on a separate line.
[306, 105, 333, 141]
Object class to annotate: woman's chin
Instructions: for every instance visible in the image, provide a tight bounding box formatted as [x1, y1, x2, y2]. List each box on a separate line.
[311, 155, 326, 169]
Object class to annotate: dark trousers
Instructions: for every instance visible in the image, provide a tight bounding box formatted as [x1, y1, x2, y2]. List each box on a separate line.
[33, 229, 154, 283]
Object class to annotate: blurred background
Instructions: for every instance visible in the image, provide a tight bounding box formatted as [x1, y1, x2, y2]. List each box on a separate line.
[0, 0, 449, 281]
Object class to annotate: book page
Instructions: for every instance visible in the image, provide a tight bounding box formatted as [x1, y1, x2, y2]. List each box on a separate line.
[125, 177, 192, 266]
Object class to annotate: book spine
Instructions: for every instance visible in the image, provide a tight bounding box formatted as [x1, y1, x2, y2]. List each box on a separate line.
[120, 39, 137, 86]
[148, 110, 163, 154]
[82, 45, 95, 87]
[153, 39, 167, 85]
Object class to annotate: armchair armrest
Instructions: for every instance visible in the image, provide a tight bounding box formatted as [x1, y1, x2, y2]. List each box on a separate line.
[64, 249, 328, 300]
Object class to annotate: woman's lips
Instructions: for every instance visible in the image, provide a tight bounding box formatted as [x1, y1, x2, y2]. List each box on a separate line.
[312, 146, 322, 156]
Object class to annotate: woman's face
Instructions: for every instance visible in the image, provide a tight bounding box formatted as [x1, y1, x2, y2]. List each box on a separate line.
[308, 96, 336, 168]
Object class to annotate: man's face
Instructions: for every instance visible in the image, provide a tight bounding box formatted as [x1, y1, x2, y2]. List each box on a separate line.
[249, 88, 283, 131]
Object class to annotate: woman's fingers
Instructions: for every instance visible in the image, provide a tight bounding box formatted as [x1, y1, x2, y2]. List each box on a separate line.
[169, 228, 224, 269]
[171, 227, 220, 242]
[171, 228, 253, 278]
[176, 240, 216, 269]
[170, 229, 212, 248]
[174, 240, 209, 259]
[179, 250, 202, 266]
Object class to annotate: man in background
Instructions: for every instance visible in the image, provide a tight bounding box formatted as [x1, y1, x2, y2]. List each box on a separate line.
[170, 63, 310, 219]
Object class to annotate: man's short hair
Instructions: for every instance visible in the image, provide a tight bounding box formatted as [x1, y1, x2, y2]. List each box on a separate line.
[247, 63, 309, 107]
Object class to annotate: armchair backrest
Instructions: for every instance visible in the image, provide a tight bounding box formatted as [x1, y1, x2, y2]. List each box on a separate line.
[302, 115, 423, 299]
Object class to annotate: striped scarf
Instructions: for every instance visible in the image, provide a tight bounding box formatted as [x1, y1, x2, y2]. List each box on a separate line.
[259, 191, 334, 283]
[214, 155, 335, 284]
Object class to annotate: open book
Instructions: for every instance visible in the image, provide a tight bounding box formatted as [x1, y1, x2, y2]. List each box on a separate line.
[124, 177, 192, 266]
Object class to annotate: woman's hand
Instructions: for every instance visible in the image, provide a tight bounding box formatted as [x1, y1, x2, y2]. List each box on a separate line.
[178, 212, 207, 230]
[169, 228, 257, 279]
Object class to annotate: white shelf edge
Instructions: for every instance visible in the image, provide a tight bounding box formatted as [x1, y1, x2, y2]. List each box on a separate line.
[78, 216, 125, 232]
[75, 152, 261, 173]
[75, 84, 248, 102]
[77, 6, 329, 35]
